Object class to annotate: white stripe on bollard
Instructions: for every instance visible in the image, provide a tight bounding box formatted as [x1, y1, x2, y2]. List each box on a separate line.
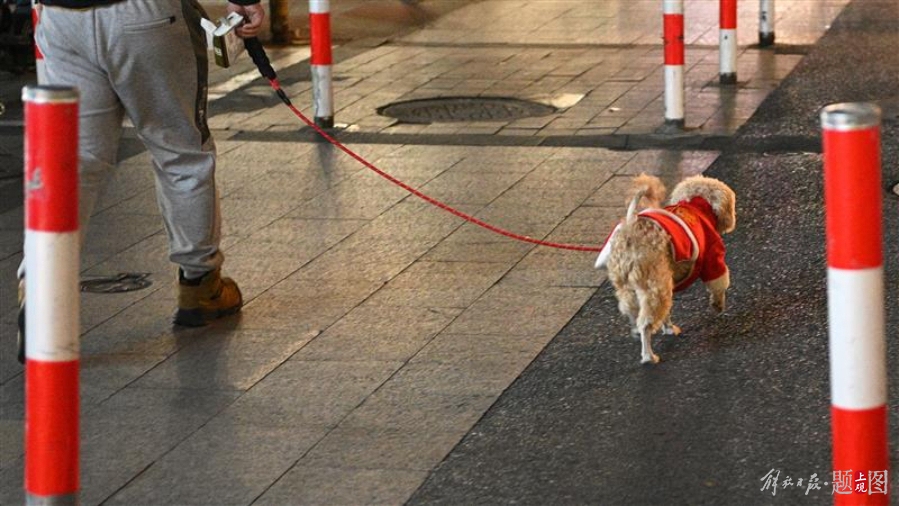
[827, 267, 887, 410]
[25, 232, 80, 362]
[664, 66, 684, 126]
[309, 0, 329, 13]
[759, 0, 775, 47]
[311, 65, 334, 126]
[719, 29, 737, 83]
[663, 0, 683, 18]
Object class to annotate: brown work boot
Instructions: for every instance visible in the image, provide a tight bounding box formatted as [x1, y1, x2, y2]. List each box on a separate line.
[174, 268, 242, 327]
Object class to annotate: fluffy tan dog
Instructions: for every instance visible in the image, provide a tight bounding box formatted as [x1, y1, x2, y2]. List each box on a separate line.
[595, 174, 736, 364]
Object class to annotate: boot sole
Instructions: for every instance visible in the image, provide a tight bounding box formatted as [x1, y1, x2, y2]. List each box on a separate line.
[173, 303, 242, 327]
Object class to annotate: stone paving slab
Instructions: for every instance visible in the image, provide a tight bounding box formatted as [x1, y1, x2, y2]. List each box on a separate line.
[498, 247, 603, 288]
[237, 278, 383, 332]
[340, 387, 500, 435]
[0, 255, 22, 324]
[413, 332, 549, 362]
[105, 420, 325, 506]
[214, 360, 402, 430]
[365, 261, 511, 309]
[253, 466, 428, 506]
[294, 305, 461, 362]
[128, 329, 317, 391]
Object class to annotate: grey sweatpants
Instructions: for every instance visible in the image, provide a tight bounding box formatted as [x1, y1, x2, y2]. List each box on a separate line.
[34, 0, 223, 279]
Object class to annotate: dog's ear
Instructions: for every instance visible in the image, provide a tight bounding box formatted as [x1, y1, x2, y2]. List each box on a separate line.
[715, 186, 736, 234]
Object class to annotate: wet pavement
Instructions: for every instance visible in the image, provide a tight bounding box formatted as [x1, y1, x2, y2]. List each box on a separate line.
[0, 0, 895, 504]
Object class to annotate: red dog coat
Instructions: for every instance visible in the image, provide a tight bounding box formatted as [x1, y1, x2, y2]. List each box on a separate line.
[597, 196, 727, 292]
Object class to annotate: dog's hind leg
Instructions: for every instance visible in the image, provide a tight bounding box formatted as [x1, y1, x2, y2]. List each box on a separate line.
[615, 287, 640, 340]
[638, 326, 659, 364]
[635, 281, 672, 364]
[635, 292, 664, 364]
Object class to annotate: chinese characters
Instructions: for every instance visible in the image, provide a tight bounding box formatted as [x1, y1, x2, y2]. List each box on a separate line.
[760, 469, 888, 497]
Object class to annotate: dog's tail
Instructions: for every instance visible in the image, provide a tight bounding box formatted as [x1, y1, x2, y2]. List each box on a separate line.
[625, 174, 666, 224]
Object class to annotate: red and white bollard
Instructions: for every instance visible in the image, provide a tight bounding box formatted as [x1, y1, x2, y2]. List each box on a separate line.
[23, 85, 80, 506]
[822, 102, 890, 505]
[309, 0, 334, 128]
[758, 0, 775, 47]
[31, 0, 46, 84]
[719, 0, 737, 84]
[663, 0, 685, 128]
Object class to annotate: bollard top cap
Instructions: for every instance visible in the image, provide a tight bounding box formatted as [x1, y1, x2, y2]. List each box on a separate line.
[821, 102, 881, 131]
[22, 85, 79, 105]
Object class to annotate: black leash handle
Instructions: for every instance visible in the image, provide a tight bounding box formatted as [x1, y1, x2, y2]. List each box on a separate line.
[244, 37, 276, 80]
[244, 37, 292, 105]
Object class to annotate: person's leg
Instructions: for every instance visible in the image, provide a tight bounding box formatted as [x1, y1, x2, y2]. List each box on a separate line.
[99, 0, 240, 325]
[18, 6, 124, 362]
[101, 0, 223, 279]
[35, 6, 125, 246]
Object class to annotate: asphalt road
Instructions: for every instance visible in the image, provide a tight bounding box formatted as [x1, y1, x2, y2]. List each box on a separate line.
[408, 0, 899, 504]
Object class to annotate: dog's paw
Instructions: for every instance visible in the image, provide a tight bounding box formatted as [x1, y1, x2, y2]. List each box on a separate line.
[709, 294, 726, 314]
[641, 353, 661, 365]
[662, 324, 681, 336]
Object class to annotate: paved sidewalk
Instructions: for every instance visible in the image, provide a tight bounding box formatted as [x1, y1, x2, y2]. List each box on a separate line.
[0, 0, 856, 504]
[211, 0, 848, 138]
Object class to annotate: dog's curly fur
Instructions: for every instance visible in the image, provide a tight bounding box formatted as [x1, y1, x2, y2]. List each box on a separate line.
[604, 174, 736, 365]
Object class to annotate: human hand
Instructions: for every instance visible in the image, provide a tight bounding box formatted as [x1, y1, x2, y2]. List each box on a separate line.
[227, 2, 265, 38]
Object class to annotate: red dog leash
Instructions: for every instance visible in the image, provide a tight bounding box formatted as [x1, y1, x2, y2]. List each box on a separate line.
[243, 38, 601, 253]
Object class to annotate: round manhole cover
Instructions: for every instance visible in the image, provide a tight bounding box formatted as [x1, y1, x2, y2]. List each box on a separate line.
[378, 96, 556, 124]
[81, 273, 152, 294]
